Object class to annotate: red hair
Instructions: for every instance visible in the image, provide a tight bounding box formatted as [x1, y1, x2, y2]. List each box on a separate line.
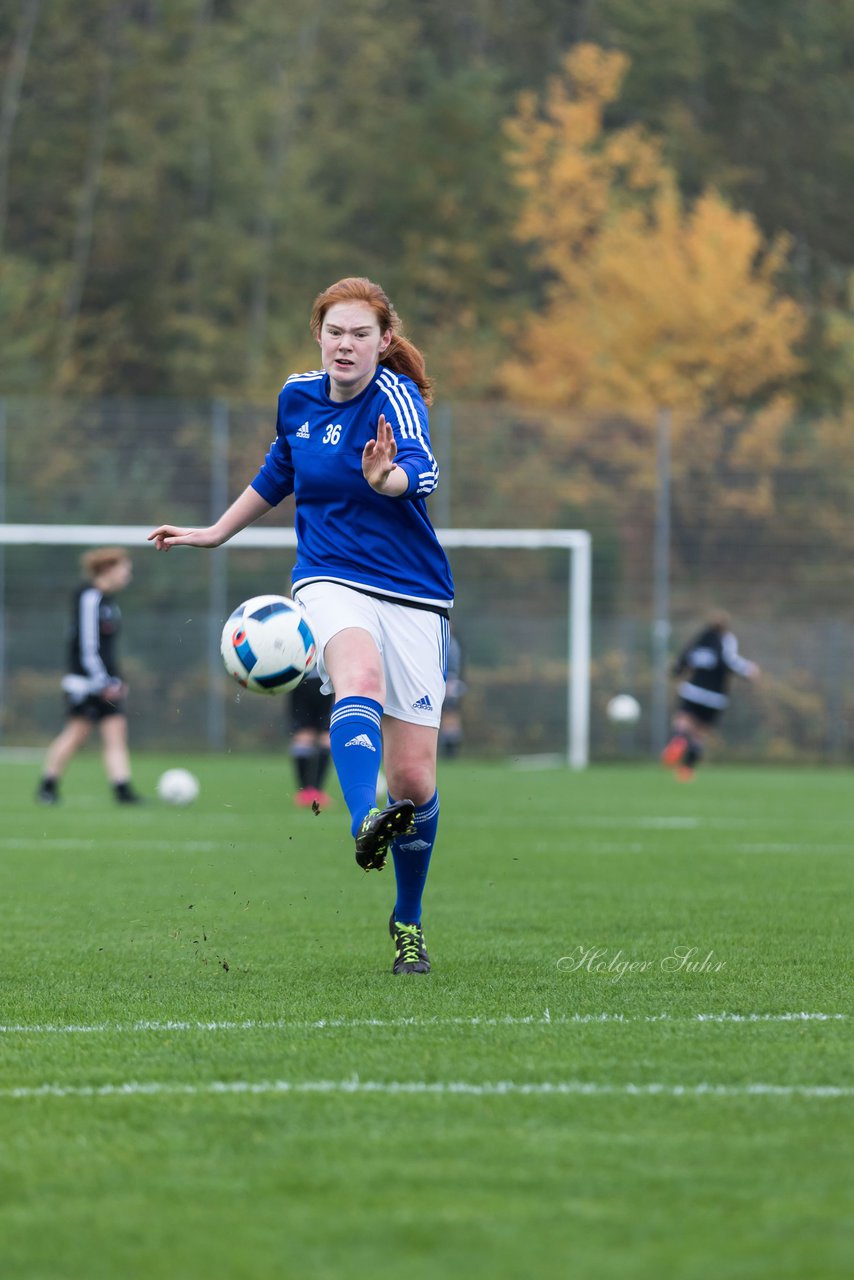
[81, 547, 130, 579]
[310, 277, 433, 405]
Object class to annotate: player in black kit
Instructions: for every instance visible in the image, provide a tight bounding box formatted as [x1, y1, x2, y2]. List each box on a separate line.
[36, 547, 142, 805]
[662, 611, 760, 781]
[289, 668, 334, 810]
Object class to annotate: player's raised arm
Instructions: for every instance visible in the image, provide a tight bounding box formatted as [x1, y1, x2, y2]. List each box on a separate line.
[148, 486, 273, 551]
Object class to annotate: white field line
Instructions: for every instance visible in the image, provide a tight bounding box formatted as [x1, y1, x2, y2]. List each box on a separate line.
[575, 815, 854, 831]
[582, 842, 851, 855]
[0, 1012, 846, 1035]
[733, 843, 852, 854]
[0, 838, 220, 852]
[1, 1078, 851, 1101]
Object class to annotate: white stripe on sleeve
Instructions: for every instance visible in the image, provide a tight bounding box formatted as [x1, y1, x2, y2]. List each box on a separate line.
[78, 588, 110, 685]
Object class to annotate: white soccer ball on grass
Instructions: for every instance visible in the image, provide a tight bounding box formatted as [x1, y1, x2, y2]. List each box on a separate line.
[157, 768, 200, 806]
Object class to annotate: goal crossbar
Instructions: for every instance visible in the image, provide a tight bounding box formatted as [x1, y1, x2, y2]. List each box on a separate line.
[0, 524, 591, 767]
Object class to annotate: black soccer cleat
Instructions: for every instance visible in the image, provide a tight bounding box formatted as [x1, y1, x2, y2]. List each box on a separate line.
[114, 783, 144, 804]
[389, 912, 431, 975]
[36, 779, 59, 805]
[354, 800, 416, 872]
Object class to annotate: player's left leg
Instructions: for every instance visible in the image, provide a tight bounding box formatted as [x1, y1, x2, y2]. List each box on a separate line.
[384, 718, 440, 926]
[37, 714, 92, 802]
[377, 608, 447, 954]
[100, 713, 142, 802]
[679, 735, 706, 778]
[676, 712, 710, 782]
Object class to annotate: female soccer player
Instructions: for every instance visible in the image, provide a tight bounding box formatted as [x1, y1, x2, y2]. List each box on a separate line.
[661, 610, 760, 781]
[149, 277, 454, 974]
[36, 547, 142, 805]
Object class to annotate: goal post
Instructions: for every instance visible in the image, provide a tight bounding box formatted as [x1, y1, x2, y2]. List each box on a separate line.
[0, 523, 592, 768]
[439, 529, 591, 769]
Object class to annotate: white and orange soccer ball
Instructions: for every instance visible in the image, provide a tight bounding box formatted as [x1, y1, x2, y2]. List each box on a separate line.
[220, 595, 317, 695]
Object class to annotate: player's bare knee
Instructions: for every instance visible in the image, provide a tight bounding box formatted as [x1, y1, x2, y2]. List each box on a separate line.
[387, 765, 434, 808]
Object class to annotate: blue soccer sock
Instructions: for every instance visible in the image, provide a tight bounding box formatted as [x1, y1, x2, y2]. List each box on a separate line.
[328, 696, 384, 836]
[391, 790, 439, 925]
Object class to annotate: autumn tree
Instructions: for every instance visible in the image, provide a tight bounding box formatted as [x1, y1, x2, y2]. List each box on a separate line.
[589, 0, 854, 274]
[498, 44, 806, 576]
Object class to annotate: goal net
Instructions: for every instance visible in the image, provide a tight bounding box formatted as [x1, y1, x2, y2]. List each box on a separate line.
[0, 524, 591, 767]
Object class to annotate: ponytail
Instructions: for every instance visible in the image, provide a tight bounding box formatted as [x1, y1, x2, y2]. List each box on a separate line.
[382, 334, 433, 406]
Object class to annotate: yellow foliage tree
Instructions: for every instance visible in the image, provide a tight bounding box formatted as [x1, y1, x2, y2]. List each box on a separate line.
[500, 45, 806, 535]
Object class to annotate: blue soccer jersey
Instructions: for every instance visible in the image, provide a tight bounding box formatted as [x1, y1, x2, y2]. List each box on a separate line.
[250, 365, 454, 609]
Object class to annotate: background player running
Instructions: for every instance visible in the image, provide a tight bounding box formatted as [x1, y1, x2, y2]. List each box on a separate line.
[662, 610, 761, 781]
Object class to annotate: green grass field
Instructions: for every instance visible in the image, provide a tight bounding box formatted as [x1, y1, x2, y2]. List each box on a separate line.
[1, 752, 851, 1279]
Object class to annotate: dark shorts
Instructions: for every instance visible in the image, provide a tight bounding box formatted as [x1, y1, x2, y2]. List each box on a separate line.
[443, 676, 466, 713]
[290, 676, 333, 733]
[67, 694, 125, 722]
[678, 697, 722, 726]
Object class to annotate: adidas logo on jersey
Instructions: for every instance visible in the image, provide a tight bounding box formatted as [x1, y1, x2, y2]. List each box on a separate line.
[296, 421, 310, 439]
[344, 733, 376, 751]
[411, 694, 433, 712]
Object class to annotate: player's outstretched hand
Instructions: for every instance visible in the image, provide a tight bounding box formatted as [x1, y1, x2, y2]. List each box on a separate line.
[148, 524, 221, 551]
[362, 414, 398, 492]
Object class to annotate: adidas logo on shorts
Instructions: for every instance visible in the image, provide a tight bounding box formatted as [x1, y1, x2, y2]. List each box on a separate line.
[411, 694, 433, 712]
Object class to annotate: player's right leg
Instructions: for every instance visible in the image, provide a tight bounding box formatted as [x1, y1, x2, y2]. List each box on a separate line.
[297, 586, 416, 868]
[321, 623, 411, 864]
[354, 800, 417, 871]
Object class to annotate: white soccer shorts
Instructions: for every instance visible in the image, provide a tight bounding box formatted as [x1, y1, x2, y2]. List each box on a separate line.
[294, 581, 449, 728]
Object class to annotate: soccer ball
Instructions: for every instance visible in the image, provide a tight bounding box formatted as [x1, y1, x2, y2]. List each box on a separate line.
[606, 693, 641, 725]
[220, 594, 316, 695]
[157, 768, 200, 806]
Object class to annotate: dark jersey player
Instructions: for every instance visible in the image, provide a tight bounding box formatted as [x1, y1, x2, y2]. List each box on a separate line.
[149, 277, 454, 975]
[439, 626, 466, 759]
[289, 668, 334, 810]
[37, 547, 142, 805]
[662, 611, 760, 781]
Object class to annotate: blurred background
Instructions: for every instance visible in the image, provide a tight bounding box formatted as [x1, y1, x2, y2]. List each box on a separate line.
[1, 0, 852, 763]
